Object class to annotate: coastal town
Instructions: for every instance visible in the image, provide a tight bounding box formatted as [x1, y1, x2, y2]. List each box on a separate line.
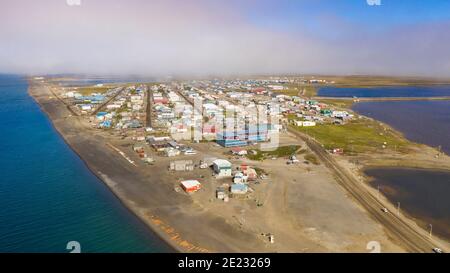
[26, 74, 450, 254]
[22, 73, 446, 255]
[3, 0, 450, 264]
[56, 77, 359, 203]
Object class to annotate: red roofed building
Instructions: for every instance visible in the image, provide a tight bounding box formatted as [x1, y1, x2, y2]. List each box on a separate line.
[250, 87, 267, 95]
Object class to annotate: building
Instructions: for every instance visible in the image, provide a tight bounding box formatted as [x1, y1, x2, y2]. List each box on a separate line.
[293, 120, 316, 127]
[231, 184, 248, 195]
[170, 160, 194, 171]
[165, 147, 180, 157]
[243, 167, 258, 181]
[231, 148, 248, 156]
[216, 187, 226, 200]
[180, 180, 201, 193]
[302, 121, 316, 127]
[216, 123, 270, 147]
[233, 172, 248, 184]
[213, 159, 232, 177]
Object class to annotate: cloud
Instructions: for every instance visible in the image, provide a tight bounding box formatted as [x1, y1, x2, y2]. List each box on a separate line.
[0, 0, 449, 77]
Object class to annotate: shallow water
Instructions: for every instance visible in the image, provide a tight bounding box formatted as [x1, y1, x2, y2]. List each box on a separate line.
[365, 168, 450, 241]
[0, 75, 172, 253]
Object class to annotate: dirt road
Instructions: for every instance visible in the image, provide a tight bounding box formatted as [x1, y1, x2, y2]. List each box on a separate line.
[288, 127, 447, 253]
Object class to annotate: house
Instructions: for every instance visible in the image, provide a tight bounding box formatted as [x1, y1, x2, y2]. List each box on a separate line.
[302, 121, 316, 127]
[98, 120, 111, 128]
[243, 167, 258, 181]
[170, 160, 194, 171]
[168, 141, 180, 149]
[332, 111, 350, 119]
[133, 144, 145, 153]
[233, 172, 248, 184]
[96, 112, 108, 121]
[268, 85, 285, 91]
[292, 120, 303, 127]
[213, 159, 232, 177]
[165, 147, 180, 157]
[231, 184, 248, 195]
[216, 187, 226, 200]
[231, 148, 248, 156]
[180, 180, 201, 193]
[80, 104, 92, 111]
[321, 109, 332, 116]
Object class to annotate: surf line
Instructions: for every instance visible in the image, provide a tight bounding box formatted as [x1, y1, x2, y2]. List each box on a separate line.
[107, 143, 138, 167]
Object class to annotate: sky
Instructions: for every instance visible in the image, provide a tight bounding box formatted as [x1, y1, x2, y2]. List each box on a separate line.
[1, 0, 450, 77]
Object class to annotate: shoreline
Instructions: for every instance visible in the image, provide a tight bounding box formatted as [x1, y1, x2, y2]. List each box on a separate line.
[29, 80, 297, 253]
[27, 83, 182, 253]
[364, 166, 450, 242]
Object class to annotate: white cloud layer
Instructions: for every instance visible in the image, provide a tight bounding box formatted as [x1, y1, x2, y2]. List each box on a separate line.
[1, 0, 450, 77]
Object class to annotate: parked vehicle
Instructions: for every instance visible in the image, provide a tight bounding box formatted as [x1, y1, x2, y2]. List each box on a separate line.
[184, 150, 197, 155]
[433, 248, 443, 253]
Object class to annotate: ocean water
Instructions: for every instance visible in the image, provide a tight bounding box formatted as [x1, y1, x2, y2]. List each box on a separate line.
[54, 75, 159, 87]
[0, 75, 172, 253]
[318, 85, 450, 97]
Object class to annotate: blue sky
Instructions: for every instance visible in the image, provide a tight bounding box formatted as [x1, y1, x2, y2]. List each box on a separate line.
[244, 0, 450, 31]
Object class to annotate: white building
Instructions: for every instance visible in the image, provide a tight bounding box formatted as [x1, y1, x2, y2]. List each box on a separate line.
[213, 159, 232, 177]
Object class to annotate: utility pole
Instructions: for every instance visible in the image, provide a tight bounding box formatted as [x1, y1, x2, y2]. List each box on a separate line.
[377, 185, 380, 199]
[397, 202, 400, 216]
[429, 224, 433, 238]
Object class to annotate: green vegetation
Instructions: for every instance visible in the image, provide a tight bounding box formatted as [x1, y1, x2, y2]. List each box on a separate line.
[247, 145, 301, 161]
[319, 99, 355, 109]
[302, 85, 317, 97]
[294, 119, 411, 155]
[253, 167, 268, 176]
[116, 104, 128, 114]
[274, 86, 300, 96]
[304, 153, 320, 165]
[77, 86, 112, 95]
[311, 75, 450, 88]
[273, 84, 317, 97]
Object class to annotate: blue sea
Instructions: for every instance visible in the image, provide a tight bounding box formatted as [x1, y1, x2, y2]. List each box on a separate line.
[0, 75, 172, 253]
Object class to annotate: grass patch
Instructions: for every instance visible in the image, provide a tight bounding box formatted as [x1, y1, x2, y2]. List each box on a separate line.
[310, 76, 450, 88]
[302, 85, 317, 97]
[294, 119, 410, 155]
[253, 167, 268, 176]
[304, 153, 320, 165]
[76, 86, 114, 96]
[247, 145, 301, 161]
[273, 84, 317, 98]
[319, 99, 355, 109]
